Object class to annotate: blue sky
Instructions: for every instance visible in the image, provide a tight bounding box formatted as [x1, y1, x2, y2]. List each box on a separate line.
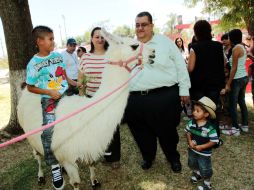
[0, 0, 204, 57]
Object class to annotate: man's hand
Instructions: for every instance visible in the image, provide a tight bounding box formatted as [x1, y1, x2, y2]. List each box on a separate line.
[180, 96, 190, 105]
[48, 90, 61, 100]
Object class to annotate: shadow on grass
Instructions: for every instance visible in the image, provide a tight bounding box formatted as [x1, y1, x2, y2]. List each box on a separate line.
[0, 158, 39, 190]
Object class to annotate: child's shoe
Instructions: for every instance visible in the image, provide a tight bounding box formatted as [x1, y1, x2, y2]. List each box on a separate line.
[190, 171, 202, 183]
[197, 181, 212, 190]
[221, 127, 240, 136]
[51, 164, 65, 190]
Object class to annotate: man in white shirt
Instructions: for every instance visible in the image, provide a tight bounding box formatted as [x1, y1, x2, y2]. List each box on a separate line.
[62, 38, 79, 95]
[124, 11, 190, 173]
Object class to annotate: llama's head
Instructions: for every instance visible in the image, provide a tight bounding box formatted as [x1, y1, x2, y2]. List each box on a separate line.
[100, 28, 155, 71]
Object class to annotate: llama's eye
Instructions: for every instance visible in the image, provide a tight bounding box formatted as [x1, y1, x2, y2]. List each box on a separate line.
[130, 44, 139, 50]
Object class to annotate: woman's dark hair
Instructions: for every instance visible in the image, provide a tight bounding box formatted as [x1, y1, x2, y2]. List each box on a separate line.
[175, 37, 185, 51]
[193, 20, 212, 41]
[77, 46, 86, 53]
[228, 29, 242, 46]
[221, 33, 229, 41]
[136, 11, 153, 23]
[188, 35, 197, 53]
[90, 27, 109, 53]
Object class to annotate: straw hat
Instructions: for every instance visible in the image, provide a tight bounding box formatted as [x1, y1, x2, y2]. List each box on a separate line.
[193, 96, 216, 119]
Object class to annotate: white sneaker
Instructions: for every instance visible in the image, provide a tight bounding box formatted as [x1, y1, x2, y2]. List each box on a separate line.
[240, 125, 249, 132]
[219, 124, 230, 130]
[221, 127, 240, 136]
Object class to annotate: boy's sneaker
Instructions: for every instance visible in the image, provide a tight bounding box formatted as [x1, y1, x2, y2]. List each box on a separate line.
[240, 125, 249, 132]
[51, 164, 64, 190]
[221, 127, 240, 136]
[190, 171, 202, 183]
[197, 182, 212, 190]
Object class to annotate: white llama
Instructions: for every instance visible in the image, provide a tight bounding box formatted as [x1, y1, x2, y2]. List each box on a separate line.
[17, 29, 154, 190]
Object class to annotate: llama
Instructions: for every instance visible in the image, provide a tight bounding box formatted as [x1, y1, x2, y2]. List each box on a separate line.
[17, 29, 154, 190]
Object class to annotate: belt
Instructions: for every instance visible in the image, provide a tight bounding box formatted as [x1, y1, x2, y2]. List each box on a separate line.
[130, 86, 170, 96]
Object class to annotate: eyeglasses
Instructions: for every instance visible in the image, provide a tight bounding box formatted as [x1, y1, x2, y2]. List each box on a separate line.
[135, 23, 150, 29]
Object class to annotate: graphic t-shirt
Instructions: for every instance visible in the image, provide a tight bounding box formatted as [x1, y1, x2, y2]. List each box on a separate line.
[26, 51, 68, 98]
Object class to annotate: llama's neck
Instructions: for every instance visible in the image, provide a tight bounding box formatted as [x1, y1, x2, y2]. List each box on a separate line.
[94, 64, 130, 97]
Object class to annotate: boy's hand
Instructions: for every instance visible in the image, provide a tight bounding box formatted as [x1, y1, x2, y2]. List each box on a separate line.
[188, 140, 196, 149]
[193, 145, 203, 152]
[48, 90, 61, 100]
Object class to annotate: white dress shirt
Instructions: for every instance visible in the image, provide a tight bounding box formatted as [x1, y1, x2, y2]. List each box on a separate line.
[129, 34, 191, 96]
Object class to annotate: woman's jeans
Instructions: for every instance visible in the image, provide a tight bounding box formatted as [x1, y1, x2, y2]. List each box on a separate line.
[229, 76, 248, 128]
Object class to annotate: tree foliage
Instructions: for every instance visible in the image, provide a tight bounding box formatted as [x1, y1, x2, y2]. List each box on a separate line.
[113, 25, 135, 37]
[185, 0, 254, 35]
[162, 13, 178, 35]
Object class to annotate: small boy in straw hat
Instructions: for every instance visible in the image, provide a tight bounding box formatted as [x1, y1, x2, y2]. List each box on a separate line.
[185, 96, 219, 190]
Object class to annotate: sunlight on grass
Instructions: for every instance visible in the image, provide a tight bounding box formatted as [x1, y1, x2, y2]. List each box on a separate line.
[139, 181, 168, 190]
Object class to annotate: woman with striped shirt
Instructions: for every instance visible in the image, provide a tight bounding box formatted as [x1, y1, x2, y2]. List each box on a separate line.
[78, 27, 121, 169]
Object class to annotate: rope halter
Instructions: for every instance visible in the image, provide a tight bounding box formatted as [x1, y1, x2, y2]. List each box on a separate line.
[108, 43, 144, 72]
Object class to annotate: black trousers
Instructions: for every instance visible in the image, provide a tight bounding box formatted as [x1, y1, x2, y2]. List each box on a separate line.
[104, 126, 121, 162]
[124, 85, 182, 163]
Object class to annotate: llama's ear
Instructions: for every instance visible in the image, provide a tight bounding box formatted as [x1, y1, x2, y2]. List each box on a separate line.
[100, 28, 122, 45]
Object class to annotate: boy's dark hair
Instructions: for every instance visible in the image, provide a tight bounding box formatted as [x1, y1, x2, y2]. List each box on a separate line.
[193, 20, 212, 41]
[136, 11, 153, 23]
[32, 25, 53, 46]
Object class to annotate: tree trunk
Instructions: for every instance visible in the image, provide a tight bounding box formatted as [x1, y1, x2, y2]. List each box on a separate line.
[0, 0, 35, 134]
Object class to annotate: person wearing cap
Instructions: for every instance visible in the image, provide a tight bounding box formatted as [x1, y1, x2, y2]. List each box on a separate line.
[185, 96, 219, 190]
[61, 38, 79, 96]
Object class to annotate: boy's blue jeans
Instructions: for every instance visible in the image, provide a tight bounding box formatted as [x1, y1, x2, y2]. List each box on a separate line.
[229, 76, 249, 128]
[41, 97, 60, 166]
[188, 149, 213, 179]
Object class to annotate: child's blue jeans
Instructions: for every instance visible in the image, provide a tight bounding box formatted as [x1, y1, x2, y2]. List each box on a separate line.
[41, 97, 60, 166]
[188, 148, 213, 179]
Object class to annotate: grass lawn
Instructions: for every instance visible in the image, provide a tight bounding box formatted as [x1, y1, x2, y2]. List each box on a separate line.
[0, 83, 254, 190]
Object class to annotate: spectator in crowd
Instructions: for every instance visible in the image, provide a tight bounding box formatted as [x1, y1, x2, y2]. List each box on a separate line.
[124, 11, 190, 173]
[77, 46, 87, 59]
[188, 35, 197, 53]
[175, 37, 188, 63]
[188, 20, 225, 105]
[221, 29, 249, 136]
[78, 27, 121, 169]
[185, 96, 219, 190]
[247, 36, 254, 106]
[62, 38, 79, 95]
[221, 33, 232, 60]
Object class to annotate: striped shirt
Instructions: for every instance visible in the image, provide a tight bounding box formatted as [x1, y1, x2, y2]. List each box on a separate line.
[79, 53, 107, 97]
[185, 119, 219, 156]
